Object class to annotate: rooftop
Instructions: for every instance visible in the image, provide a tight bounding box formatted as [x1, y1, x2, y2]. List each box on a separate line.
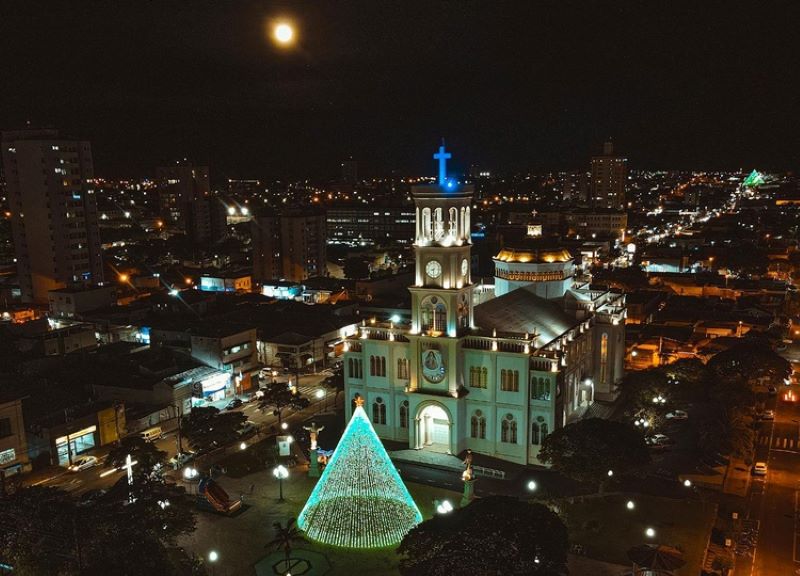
[473, 285, 578, 344]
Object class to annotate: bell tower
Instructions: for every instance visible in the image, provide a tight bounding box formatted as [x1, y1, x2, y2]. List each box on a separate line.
[408, 143, 474, 395]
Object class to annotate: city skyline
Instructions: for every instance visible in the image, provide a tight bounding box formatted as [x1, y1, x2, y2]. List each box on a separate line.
[2, 1, 798, 179]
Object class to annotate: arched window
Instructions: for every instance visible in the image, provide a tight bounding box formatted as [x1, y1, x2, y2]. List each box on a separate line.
[421, 207, 432, 241]
[348, 358, 354, 378]
[433, 207, 444, 240]
[481, 367, 488, 388]
[380, 356, 386, 377]
[372, 397, 386, 425]
[600, 333, 609, 386]
[420, 296, 447, 333]
[369, 355, 376, 376]
[448, 207, 458, 237]
[469, 366, 481, 388]
[397, 358, 409, 380]
[531, 422, 540, 445]
[501, 413, 516, 444]
[399, 400, 409, 429]
[470, 410, 485, 439]
[532, 377, 550, 400]
[540, 422, 548, 439]
[501, 369, 519, 392]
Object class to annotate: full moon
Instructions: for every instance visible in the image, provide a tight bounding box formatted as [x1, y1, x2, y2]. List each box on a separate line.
[274, 23, 294, 45]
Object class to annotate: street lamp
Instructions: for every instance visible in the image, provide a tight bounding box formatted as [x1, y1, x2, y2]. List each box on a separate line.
[527, 480, 537, 492]
[607, 470, 614, 478]
[208, 550, 219, 575]
[316, 388, 325, 410]
[626, 500, 635, 510]
[683, 479, 692, 488]
[240, 442, 247, 451]
[273, 464, 289, 501]
[645, 527, 656, 538]
[281, 422, 288, 430]
[436, 500, 453, 514]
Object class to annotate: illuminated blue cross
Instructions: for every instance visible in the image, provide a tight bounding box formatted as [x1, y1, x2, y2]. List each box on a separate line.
[433, 142, 452, 186]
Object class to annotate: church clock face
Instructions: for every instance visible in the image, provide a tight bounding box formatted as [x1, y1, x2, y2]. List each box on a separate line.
[461, 258, 469, 276]
[425, 260, 442, 279]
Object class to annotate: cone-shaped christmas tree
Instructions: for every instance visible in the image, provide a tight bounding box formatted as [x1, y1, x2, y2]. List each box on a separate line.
[297, 398, 423, 548]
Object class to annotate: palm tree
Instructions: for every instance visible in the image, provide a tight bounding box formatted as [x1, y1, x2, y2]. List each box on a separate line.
[266, 517, 304, 571]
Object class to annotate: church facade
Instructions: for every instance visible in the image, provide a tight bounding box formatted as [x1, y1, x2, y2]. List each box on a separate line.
[343, 147, 626, 465]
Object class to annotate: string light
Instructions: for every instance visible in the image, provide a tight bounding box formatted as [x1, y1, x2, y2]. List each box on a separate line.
[297, 405, 422, 548]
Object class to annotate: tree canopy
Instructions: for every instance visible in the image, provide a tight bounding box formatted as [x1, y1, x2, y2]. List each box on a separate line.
[105, 436, 168, 480]
[538, 418, 650, 491]
[181, 406, 246, 453]
[257, 380, 310, 424]
[397, 496, 568, 576]
[0, 482, 200, 576]
[708, 338, 790, 385]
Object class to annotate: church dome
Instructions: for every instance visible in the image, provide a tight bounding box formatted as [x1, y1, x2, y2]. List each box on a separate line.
[494, 246, 573, 264]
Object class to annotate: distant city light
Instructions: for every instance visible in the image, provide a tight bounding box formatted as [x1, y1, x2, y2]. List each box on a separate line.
[626, 500, 635, 510]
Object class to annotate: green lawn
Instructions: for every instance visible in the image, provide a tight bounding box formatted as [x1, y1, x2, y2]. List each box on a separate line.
[561, 493, 715, 574]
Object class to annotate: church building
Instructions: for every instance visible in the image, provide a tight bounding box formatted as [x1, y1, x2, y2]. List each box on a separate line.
[343, 145, 626, 465]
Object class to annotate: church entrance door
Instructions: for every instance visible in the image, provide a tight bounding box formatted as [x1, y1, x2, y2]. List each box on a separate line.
[416, 403, 451, 454]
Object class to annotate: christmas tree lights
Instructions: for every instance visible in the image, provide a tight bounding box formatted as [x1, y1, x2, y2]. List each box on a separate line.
[297, 403, 423, 548]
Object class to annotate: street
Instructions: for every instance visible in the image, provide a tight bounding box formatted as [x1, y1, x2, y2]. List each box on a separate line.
[745, 382, 800, 575]
[33, 372, 334, 496]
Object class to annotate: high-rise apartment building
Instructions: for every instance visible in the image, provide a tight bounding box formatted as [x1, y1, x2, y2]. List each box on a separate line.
[590, 141, 627, 209]
[156, 162, 225, 244]
[155, 162, 210, 221]
[1, 129, 103, 303]
[252, 209, 327, 283]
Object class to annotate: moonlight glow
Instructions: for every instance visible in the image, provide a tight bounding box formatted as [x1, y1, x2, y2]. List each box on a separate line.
[297, 405, 422, 548]
[273, 22, 294, 45]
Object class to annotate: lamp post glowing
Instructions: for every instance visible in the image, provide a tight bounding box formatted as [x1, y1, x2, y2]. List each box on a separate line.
[208, 550, 218, 575]
[527, 480, 537, 492]
[274, 464, 289, 501]
[645, 527, 656, 538]
[626, 500, 635, 510]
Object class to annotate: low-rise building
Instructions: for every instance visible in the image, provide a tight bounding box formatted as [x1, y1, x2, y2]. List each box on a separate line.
[48, 285, 116, 319]
[0, 396, 31, 479]
[26, 401, 125, 468]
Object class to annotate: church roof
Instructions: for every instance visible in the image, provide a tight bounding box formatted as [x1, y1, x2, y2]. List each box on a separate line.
[474, 285, 578, 344]
[494, 246, 573, 264]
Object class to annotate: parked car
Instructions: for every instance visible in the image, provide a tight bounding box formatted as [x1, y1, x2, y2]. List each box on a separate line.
[168, 451, 195, 469]
[761, 410, 775, 421]
[225, 398, 243, 410]
[646, 434, 674, 450]
[665, 410, 689, 420]
[237, 421, 258, 437]
[69, 455, 99, 472]
[752, 461, 768, 476]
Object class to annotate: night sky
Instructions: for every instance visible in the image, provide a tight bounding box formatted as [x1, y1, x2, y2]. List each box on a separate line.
[2, 1, 798, 180]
